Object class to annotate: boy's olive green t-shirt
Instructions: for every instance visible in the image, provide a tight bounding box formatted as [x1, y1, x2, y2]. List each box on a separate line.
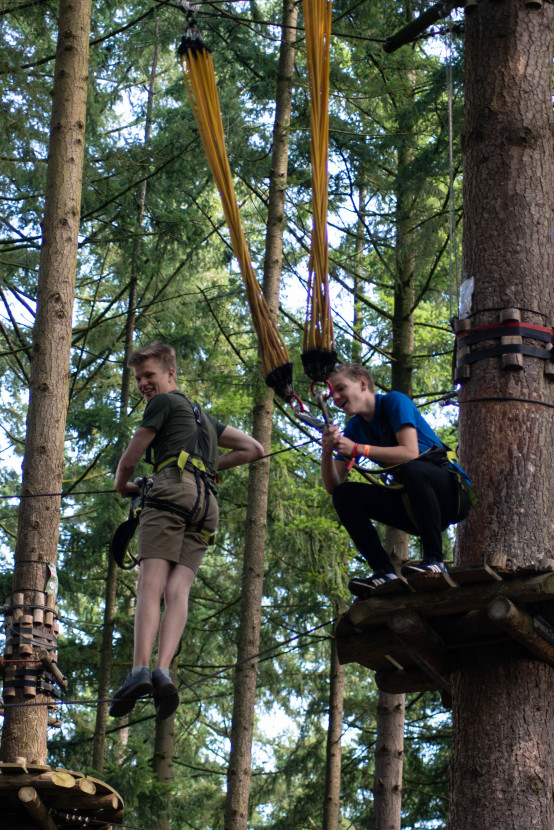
[140, 391, 226, 476]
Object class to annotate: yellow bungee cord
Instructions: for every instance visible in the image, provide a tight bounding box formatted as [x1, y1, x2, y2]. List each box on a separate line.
[178, 19, 294, 400]
[301, 0, 336, 383]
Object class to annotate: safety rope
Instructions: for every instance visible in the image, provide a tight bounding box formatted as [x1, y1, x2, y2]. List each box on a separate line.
[300, 0, 336, 383]
[177, 14, 293, 400]
[2, 617, 336, 710]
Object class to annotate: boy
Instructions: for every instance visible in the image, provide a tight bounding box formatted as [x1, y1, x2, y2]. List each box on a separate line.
[110, 341, 264, 719]
[321, 363, 471, 596]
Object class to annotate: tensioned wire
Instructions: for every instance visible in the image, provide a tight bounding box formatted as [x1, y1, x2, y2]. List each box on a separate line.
[1, 617, 336, 710]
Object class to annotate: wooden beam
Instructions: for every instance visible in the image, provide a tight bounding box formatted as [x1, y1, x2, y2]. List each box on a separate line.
[336, 629, 402, 668]
[348, 572, 554, 630]
[18, 786, 58, 830]
[387, 609, 451, 692]
[487, 597, 554, 667]
[375, 668, 440, 694]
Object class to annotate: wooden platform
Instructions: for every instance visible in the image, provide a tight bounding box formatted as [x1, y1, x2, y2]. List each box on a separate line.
[0, 761, 123, 828]
[335, 565, 554, 703]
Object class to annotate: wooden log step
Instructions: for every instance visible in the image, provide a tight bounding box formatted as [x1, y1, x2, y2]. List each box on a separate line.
[487, 597, 554, 667]
[404, 570, 457, 592]
[349, 572, 554, 630]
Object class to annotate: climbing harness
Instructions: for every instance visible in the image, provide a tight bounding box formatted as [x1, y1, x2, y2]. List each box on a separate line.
[110, 396, 217, 569]
[109, 476, 153, 569]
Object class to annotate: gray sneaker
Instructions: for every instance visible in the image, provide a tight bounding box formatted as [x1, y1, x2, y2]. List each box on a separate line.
[109, 667, 153, 718]
[152, 668, 179, 721]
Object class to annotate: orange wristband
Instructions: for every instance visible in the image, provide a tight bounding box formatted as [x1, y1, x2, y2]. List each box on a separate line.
[363, 444, 371, 458]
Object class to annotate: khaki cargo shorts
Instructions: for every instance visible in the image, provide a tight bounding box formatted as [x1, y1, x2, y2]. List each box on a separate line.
[138, 467, 218, 574]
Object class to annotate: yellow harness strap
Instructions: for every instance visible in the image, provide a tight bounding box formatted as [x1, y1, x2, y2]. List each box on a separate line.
[154, 451, 208, 476]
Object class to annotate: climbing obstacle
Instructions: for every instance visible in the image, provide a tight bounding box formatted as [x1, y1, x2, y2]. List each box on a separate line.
[0, 760, 123, 828]
[335, 564, 554, 703]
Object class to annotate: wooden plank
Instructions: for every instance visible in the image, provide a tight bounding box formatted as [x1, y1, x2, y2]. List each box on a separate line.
[404, 570, 457, 592]
[336, 629, 402, 666]
[371, 577, 412, 596]
[448, 564, 502, 585]
[347, 572, 554, 631]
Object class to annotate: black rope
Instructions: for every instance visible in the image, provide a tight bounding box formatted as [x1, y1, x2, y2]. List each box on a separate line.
[1, 617, 336, 710]
[0, 440, 318, 501]
[459, 396, 554, 410]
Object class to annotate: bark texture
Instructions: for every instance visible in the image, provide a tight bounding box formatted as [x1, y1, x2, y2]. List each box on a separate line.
[224, 3, 297, 827]
[323, 629, 345, 830]
[1, 0, 91, 764]
[452, 3, 554, 828]
[457, 0, 554, 566]
[373, 693, 405, 830]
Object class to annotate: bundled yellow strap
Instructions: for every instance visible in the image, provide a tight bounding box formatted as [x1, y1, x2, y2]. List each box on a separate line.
[301, 0, 336, 383]
[179, 24, 293, 400]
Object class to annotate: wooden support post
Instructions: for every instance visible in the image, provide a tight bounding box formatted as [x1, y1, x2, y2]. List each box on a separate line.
[38, 649, 68, 690]
[499, 308, 523, 369]
[18, 786, 58, 830]
[454, 318, 472, 383]
[44, 595, 55, 629]
[387, 609, 451, 691]
[33, 593, 45, 627]
[12, 593, 24, 624]
[487, 597, 554, 667]
[19, 615, 34, 657]
[349, 572, 554, 630]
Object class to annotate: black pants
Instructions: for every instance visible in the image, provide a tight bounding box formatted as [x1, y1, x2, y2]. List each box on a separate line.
[332, 459, 471, 573]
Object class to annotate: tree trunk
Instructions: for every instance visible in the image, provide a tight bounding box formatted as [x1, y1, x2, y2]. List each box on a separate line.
[372, 89, 417, 830]
[92, 25, 159, 775]
[224, 2, 297, 827]
[1, 0, 91, 764]
[373, 692, 405, 830]
[152, 657, 177, 830]
[452, 2, 554, 828]
[323, 630, 345, 830]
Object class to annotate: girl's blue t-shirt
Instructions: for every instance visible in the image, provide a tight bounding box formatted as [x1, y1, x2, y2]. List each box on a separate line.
[341, 391, 471, 484]
[343, 391, 440, 453]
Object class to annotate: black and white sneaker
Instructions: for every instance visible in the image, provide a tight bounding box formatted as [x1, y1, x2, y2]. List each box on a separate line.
[402, 559, 447, 576]
[348, 571, 399, 597]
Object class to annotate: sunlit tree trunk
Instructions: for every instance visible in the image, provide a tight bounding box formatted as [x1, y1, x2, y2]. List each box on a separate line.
[323, 613, 345, 830]
[224, 1, 297, 826]
[452, 3, 554, 827]
[1, 0, 91, 765]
